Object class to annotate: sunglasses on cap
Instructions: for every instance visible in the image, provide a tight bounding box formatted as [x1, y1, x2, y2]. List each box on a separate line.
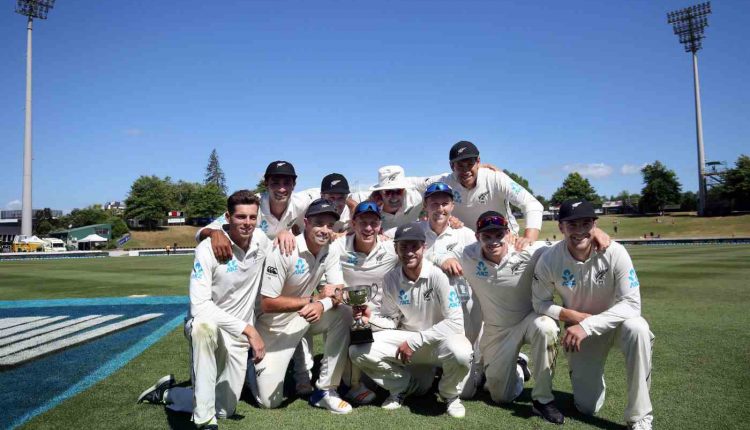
[354, 201, 380, 216]
[424, 182, 453, 197]
[477, 215, 509, 231]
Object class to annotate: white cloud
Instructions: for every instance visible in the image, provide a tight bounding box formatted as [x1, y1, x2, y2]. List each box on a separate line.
[562, 163, 613, 179]
[125, 128, 143, 137]
[5, 200, 21, 210]
[621, 163, 646, 175]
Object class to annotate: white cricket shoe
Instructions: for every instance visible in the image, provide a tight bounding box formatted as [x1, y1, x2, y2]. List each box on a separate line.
[381, 392, 405, 410]
[628, 415, 653, 430]
[445, 396, 466, 418]
[310, 389, 353, 414]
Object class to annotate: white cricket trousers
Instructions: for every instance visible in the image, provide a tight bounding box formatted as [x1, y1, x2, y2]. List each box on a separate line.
[350, 330, 472, 399]
[481, 313, 559, 404]
[559, 316, 654, 423]
[166, 318, 249, 426]
[253, 306, 352, 408]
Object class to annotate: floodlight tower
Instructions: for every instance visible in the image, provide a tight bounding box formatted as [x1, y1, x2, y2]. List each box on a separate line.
[15, 0, 56, 236]
[667, 2, 711, 216]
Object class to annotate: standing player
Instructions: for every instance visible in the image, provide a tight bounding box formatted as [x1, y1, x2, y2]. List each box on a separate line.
[350, 222, 472, 418]
[253, 198, 353, 413]
[444, 211, 563, 423]
[320, 173, 354, 234]
[532, 200, 654, 430]
[137, 190, 271, 429]
[331, 201, 400, 404]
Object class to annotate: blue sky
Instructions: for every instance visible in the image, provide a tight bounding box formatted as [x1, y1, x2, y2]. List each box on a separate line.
[1, 0, 748, 213]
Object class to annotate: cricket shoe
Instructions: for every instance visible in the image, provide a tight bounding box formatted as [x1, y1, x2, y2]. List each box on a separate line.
[628, 415, 653, 430]
[443, 396, 465, 418]
[532, 400, 565, 424]
[517, 352, 531, 382]
[344, 383, 376, 405]
[137, 374, 174, 404]
[310, 389, 353, 414]
[381, 392, 405, 410]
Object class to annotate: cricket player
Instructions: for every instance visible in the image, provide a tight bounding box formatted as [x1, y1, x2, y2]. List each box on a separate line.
[254, 198, 353, 413]
[350, 222, 473, 418]
[444, 210, 564, 424]
[137, 190, 271, 429]
[351, 165, 424, 231]
[532, 199, 654, 430]
[331, 201, 400, 404]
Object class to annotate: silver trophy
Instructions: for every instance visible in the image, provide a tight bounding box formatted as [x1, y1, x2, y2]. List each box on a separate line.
[342, 284, 379, 345]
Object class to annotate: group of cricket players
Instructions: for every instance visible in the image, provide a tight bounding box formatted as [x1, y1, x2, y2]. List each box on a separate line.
[136, 141, 655, 430]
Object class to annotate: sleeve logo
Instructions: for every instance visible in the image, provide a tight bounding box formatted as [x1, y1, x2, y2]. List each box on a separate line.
[191, 262, 204, 280]
[448, 290, 460, 309]
[266, 266, 278, 275]
[294, 258, 307, 275]
[628, 268, 640, 288]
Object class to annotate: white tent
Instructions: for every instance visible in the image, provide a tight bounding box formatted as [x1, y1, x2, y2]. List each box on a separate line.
[78, 234, 107, 243]
[20, 235, 46, 244]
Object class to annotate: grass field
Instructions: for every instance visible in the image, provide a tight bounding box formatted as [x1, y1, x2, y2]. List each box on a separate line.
[2, 246, 750, 429]
[122, 226, 200, 250]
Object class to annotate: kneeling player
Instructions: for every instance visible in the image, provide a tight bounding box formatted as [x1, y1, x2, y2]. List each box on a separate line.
[532, 200, 654, 430]
[350, 222, 472, 418]
[444, 211, 563, 423]
[137, 190, 271, 429]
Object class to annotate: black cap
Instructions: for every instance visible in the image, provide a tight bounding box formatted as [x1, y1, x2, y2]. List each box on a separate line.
[321, 173, 350, 194]
[353, 201, 380, 218]
[558, 200, 598, 222]
[394, 222, 426, 242]
[264, 160, 297, 179]
[449, 141, 480, 162]
[305, 198, 341, 220]
[476, 211, 510, 233]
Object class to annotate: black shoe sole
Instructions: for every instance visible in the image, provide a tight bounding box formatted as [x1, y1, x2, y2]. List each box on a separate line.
[532, 405, 565, 425]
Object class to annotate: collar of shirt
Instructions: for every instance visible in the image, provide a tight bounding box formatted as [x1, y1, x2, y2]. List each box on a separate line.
[562, 241, 596, 265]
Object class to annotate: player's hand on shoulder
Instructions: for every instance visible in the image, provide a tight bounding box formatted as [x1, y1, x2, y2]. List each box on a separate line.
[448, 216, 464, 229]
[396, 341, 414, 364]
[441, 258, 464, 276]
[274, 230, 296, 256]
[209, 230, 233, 263]
[514, 236, 534, 251]
[591, 227, 611, 252]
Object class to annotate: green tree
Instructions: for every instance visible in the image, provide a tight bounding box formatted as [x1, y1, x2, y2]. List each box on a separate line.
[551, 172, 599, 204]
[723, 154, 750, 211]
[66, 205, 109, 228]
[640, 161, 682, 213]
[33, 208, 60, 235]
[35, 220, 53, 236]
[169, 180, 201, 212]
[124, 176, 171, 229]
[535, 195, 549, 209]
[204, 149, 227, 195]
[503, 170, 534, 196]
[680, 191, 698, 211]
[108, 216, 129, 238]
[188, 184, 227, 219]
[253, 178, 267, 195]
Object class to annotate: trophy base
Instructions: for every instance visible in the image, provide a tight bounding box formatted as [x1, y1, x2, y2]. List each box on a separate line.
[350, 328, 374, 345]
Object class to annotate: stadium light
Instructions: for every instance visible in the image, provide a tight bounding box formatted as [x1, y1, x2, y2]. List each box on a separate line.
[14, 0, 56, 236]
[667, 2, 711, 216]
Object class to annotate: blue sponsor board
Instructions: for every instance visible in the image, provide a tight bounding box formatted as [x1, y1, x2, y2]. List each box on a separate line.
[0, 296, 188, 429]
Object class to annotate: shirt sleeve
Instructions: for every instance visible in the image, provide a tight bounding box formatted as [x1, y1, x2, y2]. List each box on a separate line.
[408, 269, 465, 350]
[532, 254, 563, 320]
[323, 246, 345, 285]
[406, 173, 450, 193]
[369, 271, 402, 331]
[195, 214, 228, 243]
[260, 248, 288, 298]
[489, 170, 544, 231]
[189, 242, 247, 338]
[579, 246, 642, 336]
[435, 228, 477, 266]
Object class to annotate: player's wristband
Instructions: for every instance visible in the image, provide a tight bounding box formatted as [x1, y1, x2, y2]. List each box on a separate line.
[317, 297, 333, 312]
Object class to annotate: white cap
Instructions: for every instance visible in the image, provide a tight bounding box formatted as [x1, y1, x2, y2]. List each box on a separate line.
[369, 165, 412, 191]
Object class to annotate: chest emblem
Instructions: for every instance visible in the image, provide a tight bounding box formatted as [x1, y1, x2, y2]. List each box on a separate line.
[594, 267, 608, 284]
[259, 219, 269, 233]
[476, 261, 489, 277]
[225, 259, 238, 273]
[452, 190, 462, 204]
[294, 258, 307, 275]
[477, 191, 490, 204]
[398, 289, 410, 305]
[562, 269, 576, 288]
[347, 253, 359, 265]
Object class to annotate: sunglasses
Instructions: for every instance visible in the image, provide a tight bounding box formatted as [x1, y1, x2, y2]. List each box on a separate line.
[425, 182, 452, 197]
[382, 189, 404, 196]
[354, 201, 380, 216]
[477, 215, 509, 230]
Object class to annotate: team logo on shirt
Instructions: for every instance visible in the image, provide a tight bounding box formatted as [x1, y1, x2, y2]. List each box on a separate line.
[423, 286, 434, 302]
[562, 269, 576, 288]
[510, 181, 522, 195]
[375, 252, 386, 263]
[446, 243, 457, 252]
[191, 262, 204, 280]
[476, 261, 489, 277]
[259, 219, 269, 233]
[594, 267, 608, 284]
[452, 190, 462, 204]
[347, 253, 359, 265]
[225, 259, 238, 273]
[510, 261, 524, 275]
[628, 268, 640, 288]
[266, 266, 278, 276]
[448, 290, 460, 309]
[294, 258, 307, 275]
[477, 191, 490, 204]
[398, 289, 410, 305]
